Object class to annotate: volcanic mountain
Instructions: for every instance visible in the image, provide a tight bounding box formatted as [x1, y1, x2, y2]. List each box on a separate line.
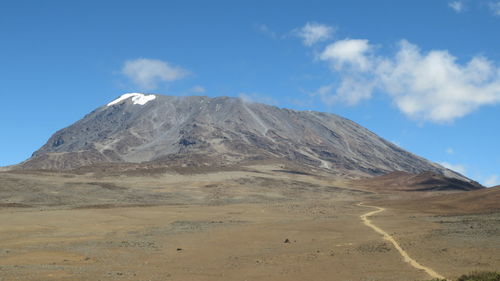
[16, 93, 466, 179]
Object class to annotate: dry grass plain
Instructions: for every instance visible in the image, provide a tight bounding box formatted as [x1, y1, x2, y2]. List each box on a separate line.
[0, 165, 498, 281]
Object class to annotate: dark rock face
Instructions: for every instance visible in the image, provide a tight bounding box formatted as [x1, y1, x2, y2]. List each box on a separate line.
[17, 94, 465, 179]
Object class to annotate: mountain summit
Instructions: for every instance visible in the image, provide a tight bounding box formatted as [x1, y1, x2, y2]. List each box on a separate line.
[18, 93, 464, 178]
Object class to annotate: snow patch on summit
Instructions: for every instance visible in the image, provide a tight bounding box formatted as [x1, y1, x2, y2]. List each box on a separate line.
[107, 93, 156, 106]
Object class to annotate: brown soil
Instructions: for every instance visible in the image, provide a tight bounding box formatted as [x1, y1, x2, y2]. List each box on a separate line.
[0, 165, 498, 281]
[379, 186, 500, 215]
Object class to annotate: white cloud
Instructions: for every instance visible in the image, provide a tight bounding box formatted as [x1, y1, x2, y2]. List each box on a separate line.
[446, 147, 455, 155]
[489, 2, 500, 16]
[378, 41, 500, 122]
[318, 39, 377, 105]
[295, 22, 334, 46]
[484, 174, 499, 186]
[448, 1, 464, 13]
[320, 39, 373, 71]
[191, 86, 206, 93]
[440, 162, 467, 175]
[316, 38, 500, 122]
[121, 58, 189, 90]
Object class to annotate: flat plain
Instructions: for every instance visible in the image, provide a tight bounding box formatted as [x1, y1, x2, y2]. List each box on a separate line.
[0, 164, 498, 281]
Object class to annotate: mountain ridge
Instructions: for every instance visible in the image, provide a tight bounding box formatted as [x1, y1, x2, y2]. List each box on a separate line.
[353, 171, 483, 192]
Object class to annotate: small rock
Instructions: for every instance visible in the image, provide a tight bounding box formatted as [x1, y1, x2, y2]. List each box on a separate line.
[284, 239, 290, 243]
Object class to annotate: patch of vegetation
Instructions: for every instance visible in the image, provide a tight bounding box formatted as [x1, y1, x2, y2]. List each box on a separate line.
[456, 272, 500, 281]
[426, 271, 500, 281]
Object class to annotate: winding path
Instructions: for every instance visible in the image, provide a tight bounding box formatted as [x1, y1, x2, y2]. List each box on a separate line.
[358, 203, 447, 280]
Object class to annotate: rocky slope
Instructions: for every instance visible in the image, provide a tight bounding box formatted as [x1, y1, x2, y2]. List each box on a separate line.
[16, 93, 465, 179]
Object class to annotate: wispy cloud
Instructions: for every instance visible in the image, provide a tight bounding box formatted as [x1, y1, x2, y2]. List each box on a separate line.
[294, 22, 335, 46]
[311, 84, 335, 105]
[239, 92, 278, 105]
[489, 1, 500, 16]
[446, 147, 455, 155]
[391, 140, 401, 147]
[190, 86, 206, 93]
[315, 38, 500, 123]
[121, 58, 189, 90]
[255, 24, 278, 39]
[288, 96, 314, 107]
[484, 174, 499, 186]
[448, 1, 464, 13]
[440, 162, 467, 175]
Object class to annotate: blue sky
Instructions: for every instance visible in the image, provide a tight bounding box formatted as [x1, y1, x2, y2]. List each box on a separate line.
[1, 0, 499, 186]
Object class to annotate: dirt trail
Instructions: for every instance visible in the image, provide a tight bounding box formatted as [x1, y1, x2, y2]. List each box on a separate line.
[358, 203, 447, 280]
